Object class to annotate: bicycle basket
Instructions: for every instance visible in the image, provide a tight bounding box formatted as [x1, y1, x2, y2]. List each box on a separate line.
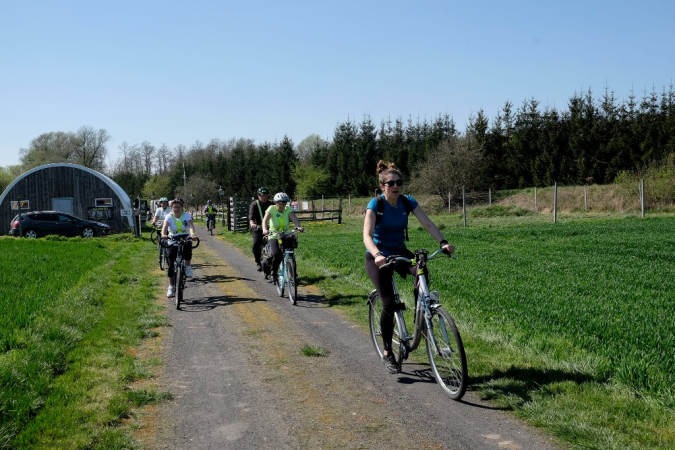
[281, 234, 298, 249]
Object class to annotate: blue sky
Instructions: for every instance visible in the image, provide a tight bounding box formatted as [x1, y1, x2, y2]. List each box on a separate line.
[1, 0, 673, 168]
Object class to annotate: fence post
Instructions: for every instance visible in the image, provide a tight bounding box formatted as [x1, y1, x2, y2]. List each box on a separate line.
[448, 192, 451, 212]
[462, 187, 467, 227]
[535, 187, 538, 211]
[584, 185, 588, 211]
[641, 178, 646, 218]
[338, 198, 343, 224]
[489, 188, 492, 206]
[348, 194, 351, 213]
[554, 183, 558, 223]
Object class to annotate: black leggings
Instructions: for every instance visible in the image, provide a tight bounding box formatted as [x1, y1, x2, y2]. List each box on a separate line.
[251, 229, 264, 263]
[167, 244, 192, 279]
[365, 249, 417, 353]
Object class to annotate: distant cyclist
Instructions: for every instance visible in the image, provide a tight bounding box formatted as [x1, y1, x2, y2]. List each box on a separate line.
[249, 186, 274, 271]
[204, 200, 218, 231]
[150, 197, 171, 228]
[262, 192, 304, 281]
[161, 198, 198, 297]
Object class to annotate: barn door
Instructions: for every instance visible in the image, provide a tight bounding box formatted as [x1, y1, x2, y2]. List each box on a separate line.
[52, 197, 74, 215]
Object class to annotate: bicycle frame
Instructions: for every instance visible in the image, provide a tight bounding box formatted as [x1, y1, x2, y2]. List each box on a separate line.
[389, 252, 430, 357]
[380, 250, 448, 359]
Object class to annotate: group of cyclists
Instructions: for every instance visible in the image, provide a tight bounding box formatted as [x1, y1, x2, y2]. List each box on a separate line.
[149, 159, 454, 375]
[248, 187, 304, 280]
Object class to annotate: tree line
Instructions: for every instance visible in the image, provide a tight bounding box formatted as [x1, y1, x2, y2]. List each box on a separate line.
[7, 84, 674, 204]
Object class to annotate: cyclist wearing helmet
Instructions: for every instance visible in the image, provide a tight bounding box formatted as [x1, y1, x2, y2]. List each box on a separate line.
[262, 192, 304, 281]
[150, 197, 171, 228]
[204, 200, 218, 230]
[248, 186, 274, 271]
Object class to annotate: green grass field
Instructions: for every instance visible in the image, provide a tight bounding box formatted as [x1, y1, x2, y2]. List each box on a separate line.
[221, 212, 675, 450]
[0, 235, 166, 449]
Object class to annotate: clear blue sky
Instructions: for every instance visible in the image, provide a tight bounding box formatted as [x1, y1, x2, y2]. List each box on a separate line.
[1, 0, 673, 168]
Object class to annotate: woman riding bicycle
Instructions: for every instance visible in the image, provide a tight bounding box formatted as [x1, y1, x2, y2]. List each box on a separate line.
[363, 160, 454, 374]
[150, 197, 171, 228]
[149, 197, 171, 265]
[161, 198, 198, 298]
[262, 192, 304, 281]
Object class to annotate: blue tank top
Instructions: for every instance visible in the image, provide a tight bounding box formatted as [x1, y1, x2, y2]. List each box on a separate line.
[366, 195, 418, 251]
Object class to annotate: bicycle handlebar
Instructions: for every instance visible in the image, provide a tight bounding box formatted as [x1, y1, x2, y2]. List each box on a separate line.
[267, 227, 304, 237]
[378, 248, 454, 269]
[160, 234, 200, 249]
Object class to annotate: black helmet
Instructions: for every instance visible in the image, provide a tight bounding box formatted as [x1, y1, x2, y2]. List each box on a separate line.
[257, 186, 270, 196]
[207, 199, 212, 203]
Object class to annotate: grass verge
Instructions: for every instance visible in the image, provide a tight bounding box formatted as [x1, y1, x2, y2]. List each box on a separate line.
[0, 235, 169, 449]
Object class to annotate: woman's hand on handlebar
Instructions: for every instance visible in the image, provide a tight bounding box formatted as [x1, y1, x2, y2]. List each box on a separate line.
[441, 243, 454, 255]
[374, 254, 387, 267]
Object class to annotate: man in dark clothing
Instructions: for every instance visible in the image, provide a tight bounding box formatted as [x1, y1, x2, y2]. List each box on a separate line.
[248, 186, 274, 271]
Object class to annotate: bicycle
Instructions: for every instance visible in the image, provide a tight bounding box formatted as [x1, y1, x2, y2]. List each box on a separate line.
[367, 248, 468, 400]
[160, 233, 200, 309]
[266, 228, 302, 305]
[206, 214, 216, 235]
[150, 227, 169, 271]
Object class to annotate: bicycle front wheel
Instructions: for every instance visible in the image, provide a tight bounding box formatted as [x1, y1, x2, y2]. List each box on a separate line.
[150, 228, 158, 245]
[276, 261, 285, 297]
[425, 306, 467, 400]
[159, 246, 167, 271]
[175, 265, 184, 310]
[368, 291, 404, 368]
[286, 258, 297, 305]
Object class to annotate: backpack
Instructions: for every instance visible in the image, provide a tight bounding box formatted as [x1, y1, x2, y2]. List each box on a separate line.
[375, 194, 413, 241]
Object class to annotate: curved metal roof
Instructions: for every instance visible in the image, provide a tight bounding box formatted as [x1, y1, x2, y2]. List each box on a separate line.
[0, 163, 134, 227]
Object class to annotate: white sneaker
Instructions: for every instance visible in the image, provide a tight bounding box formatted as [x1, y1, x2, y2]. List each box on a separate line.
[185, 266, 193, 277]
[167, 286, 175, 298]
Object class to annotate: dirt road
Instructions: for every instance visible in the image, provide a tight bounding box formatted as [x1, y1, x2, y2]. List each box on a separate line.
[143, 227, 560, 449]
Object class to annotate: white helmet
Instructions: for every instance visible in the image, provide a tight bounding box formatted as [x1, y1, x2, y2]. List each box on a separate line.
[273, 192, 290, 202]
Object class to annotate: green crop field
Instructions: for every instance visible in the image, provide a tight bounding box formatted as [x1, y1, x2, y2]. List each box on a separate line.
[222, 213, 675, 449]
[0, 236, 166, 449]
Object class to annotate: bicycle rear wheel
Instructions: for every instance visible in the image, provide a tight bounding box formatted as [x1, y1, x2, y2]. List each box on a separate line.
[175, 264, 184, 310]
[286, 258, 297, 305]
[368, 290, 404, 368]
[276, 260, 285, 297]
[425, 306, 467, 400]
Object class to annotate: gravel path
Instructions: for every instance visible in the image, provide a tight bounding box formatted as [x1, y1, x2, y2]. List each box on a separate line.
[141, 226, 561, 450]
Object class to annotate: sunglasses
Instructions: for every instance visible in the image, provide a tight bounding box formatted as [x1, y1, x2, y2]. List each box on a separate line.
[382, 179, 404, 187]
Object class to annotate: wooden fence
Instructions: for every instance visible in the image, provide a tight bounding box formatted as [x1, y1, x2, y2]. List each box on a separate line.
[223, 196, 344, 232]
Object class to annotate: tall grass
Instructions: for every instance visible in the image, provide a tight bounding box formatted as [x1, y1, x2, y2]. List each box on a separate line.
[0, 236, 166, 449]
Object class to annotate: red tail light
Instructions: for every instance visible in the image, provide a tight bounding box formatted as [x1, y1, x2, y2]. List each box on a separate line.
[11, 221, 19, 229]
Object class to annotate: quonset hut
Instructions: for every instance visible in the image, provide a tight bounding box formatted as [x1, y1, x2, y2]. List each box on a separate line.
[0, 163, 134, 235]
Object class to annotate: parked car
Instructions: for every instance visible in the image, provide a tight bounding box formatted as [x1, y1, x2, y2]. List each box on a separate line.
[9, 211, 111, 238]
